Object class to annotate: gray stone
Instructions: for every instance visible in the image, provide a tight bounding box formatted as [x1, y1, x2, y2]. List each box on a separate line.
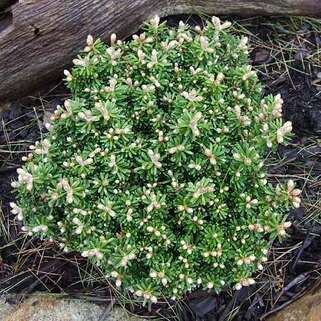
[0, 298, 15, 321]
[0, 294, 147, 321]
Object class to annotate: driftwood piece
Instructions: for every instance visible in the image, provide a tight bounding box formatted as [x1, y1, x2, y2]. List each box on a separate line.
[0, 0, 321, 102]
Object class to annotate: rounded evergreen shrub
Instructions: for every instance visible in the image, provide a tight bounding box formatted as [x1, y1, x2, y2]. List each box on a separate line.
[11, 16, 301, 302]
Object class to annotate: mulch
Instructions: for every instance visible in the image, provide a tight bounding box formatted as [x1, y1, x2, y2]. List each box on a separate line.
[0, 15, 321, 321]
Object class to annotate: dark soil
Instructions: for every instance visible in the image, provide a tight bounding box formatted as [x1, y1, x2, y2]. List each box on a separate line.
[0, 15, 321, 321]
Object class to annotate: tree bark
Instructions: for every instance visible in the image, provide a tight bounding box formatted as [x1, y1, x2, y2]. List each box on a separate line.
[0, 0, 320, 102]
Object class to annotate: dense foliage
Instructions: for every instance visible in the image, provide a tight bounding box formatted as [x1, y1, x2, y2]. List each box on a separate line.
[11, 16, 301, 302]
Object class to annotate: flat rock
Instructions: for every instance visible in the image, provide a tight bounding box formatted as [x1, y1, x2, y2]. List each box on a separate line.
[0, 295, 146, 321]
[268, 288, 321, 321]
[0, 298, 15, 320]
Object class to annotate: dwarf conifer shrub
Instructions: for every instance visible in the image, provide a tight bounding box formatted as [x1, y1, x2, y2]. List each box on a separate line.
[11, 16, 301, 302]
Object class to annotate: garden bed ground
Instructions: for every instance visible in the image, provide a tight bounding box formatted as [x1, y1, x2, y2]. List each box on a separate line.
[0, 15, 321, 321]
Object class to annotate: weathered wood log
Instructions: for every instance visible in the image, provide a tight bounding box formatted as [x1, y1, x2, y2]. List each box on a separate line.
[0, 0, 321, 102]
